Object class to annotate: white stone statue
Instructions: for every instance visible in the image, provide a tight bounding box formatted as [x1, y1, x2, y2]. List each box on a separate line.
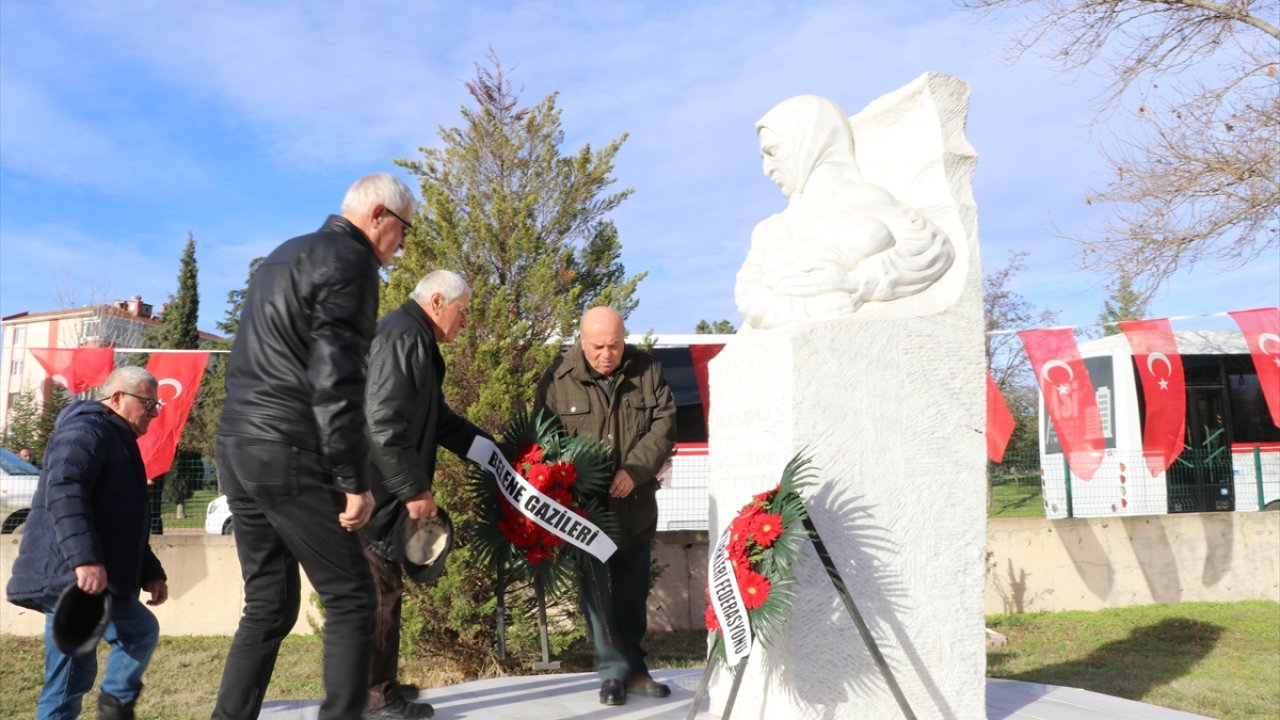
[735, 93, 960, 329]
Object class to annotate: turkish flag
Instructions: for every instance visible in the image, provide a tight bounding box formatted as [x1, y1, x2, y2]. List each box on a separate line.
[1017, 328, 1105, 480]
[28, 348, 115, 394]
[1118, 319, 1186, 476]
[137, 352, 210, 479]
[689, 344, 726, 428]
[986, 370, 1016, 463]
[1228, 307, 1280, 427]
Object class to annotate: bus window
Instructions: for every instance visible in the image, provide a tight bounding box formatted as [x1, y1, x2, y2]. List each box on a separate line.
[648, 347, 707, 443]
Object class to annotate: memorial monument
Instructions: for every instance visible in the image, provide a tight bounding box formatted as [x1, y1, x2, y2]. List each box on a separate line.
[706, 72, 987, 719]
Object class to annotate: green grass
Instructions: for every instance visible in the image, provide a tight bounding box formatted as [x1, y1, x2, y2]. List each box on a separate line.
[987, 600, 1280, 720]
[989, 480, 1045, 517]
[2, 602, 1274, 719]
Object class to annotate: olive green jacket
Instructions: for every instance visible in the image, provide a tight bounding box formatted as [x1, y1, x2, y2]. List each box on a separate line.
[534, 342, 677, 547]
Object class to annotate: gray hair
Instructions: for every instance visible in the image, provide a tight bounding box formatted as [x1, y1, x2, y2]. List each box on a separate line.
[99, 365, 157, 398]
[410, 270, 470, 305]
[340, 173, 416, 218]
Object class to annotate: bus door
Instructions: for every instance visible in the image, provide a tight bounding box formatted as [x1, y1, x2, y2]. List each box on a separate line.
[1168, 386, 1235, 513]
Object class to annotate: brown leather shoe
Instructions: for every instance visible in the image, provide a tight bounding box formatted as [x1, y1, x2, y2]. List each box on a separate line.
[627, 674, 672, 698]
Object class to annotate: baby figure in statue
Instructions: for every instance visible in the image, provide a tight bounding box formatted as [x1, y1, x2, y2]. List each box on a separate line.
[735, 95, 955, 330]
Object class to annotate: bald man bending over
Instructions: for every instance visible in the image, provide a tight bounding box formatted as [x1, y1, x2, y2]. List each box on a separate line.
[534, 307, 677, 706]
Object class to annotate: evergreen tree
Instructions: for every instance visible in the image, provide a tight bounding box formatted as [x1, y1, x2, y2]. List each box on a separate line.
[36, 385, 72, 455]
[1097, 279, 1149, 336]
[2, 390, 43, 460]
[388, 53, 642, 670]
[146, 233, 201, 350]
[143, 234, 207, 515]
[217, 257, 264, 338]
[695, 319, 736, 334]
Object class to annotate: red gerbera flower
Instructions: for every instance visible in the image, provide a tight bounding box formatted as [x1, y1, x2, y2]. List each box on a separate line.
[525, 463, 554, 492]
[705, 603, 720, 632]
[550, 462, 577, 488]
[736, 568, 772, 610]
[518, 443, 544, 467]
[750, 513, 783, 547]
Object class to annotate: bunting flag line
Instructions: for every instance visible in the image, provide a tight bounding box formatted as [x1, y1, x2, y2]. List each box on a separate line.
[137, 352, 210, 479]
[28, 348, 115, 394]
[1118, 319, 1187, 477]
[986, 370, 1016, 463]
[1017, 328, 1104, 480]
[1228, 307, 1280, 427]
[689, 343, 726, 426]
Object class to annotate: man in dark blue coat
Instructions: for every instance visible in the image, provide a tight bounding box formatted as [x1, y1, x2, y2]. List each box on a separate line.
[7, 366, 169, 720]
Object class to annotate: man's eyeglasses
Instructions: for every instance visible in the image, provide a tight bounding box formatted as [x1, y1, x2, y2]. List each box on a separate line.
[121, 391, 163, 413]
[385, 208, 414, 232]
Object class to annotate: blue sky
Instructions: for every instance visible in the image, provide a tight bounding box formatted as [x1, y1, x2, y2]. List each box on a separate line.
[2, 0, 1276, 341]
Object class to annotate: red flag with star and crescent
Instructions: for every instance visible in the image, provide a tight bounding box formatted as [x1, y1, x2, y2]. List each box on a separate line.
[137, 352, 210, 479]
[1118, 319, 1186, 477]
[1018, 328, 1104, 480]
[986, 369, 1016, 463]
[1228, 307, 1280, 428]
[28, 347, 115, 394]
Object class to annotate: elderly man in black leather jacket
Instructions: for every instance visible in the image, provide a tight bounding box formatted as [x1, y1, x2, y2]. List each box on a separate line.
[359, 269, 493, 720]
[211, 172, 415, 720]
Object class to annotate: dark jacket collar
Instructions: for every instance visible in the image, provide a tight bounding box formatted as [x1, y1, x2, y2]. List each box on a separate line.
[319, 214, 376, 258]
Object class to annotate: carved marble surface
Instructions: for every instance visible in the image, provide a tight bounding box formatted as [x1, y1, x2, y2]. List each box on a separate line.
[736, 75, 976, 329]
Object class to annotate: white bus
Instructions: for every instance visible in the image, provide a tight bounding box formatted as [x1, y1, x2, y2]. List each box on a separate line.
[1040, 330, 1280, 518]
[636, 335, 727, 533]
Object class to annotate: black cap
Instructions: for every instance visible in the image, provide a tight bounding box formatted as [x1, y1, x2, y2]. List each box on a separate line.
[52, 583, 112, 657]
[396, 508, 454, 585]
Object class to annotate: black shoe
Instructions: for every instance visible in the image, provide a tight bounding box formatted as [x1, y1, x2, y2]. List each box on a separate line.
[362, 696, 435, 719]
[627, 674, 672, 698]
[599, 679, 627, 706]
[395, 682, 420, 698]
[98, 693, 136, 720]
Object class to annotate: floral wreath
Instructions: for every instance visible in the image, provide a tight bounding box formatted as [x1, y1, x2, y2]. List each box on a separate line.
[706, 453, 815, 664]
[469, 408, 617, 598]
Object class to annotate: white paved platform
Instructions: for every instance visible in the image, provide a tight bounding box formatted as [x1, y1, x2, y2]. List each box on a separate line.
[256, 668, 1216, 719]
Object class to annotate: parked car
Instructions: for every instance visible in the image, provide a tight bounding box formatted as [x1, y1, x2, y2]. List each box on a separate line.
[205, 494, 234, 535]
[0, 447, 41, 533]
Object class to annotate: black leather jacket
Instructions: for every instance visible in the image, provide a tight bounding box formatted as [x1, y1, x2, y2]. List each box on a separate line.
[217, 215, 381, 493]
[360, 299, 484, 546]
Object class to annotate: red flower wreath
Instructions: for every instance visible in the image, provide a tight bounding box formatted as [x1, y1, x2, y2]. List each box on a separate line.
[706, 454, 815, 664]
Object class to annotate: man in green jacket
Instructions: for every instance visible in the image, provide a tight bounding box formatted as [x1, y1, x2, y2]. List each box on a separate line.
[534, 306, 677, 706]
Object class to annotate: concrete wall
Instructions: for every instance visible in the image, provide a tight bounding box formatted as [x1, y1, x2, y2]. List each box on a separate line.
[0, 535, 323, 637]
[3, 513, 1277, 637]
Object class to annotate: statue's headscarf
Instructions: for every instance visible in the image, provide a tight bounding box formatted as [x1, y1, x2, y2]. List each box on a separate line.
[755, 95, 856, 197]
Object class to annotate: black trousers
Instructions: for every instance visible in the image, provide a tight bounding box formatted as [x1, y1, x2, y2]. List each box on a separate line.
[211, 437, 375, 720]
[579, 541, 653, 683]
[364, 549, 407, 711]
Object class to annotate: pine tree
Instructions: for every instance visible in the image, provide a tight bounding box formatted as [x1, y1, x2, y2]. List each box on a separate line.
[696, 319, 736, 334]
[387, 53, 643, 671]
[1, 390, 43, 460]
[143, 233, 207, 515]
[1097, 279, 1149, 336]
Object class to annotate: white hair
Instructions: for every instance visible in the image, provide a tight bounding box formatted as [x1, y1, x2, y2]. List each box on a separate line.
[340, 173, 416, 218]
[99, 365, 156, 398]
[410, 270, 470, 305]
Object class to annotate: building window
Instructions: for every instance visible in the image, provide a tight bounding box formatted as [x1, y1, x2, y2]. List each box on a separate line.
[12, 326, 26, 347]
[9, 358, 21, 376]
